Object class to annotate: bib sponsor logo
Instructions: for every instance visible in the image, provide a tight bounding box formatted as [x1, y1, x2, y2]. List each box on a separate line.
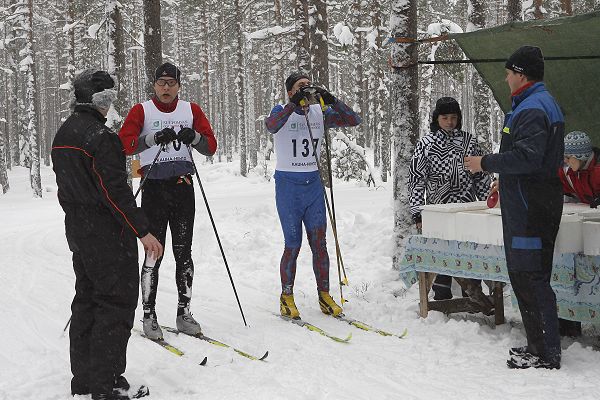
[289, 121, 321, 133]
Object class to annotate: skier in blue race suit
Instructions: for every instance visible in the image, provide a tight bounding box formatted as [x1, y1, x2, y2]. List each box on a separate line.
[464, 46, 564, 370]
[265, 72, 361, 319]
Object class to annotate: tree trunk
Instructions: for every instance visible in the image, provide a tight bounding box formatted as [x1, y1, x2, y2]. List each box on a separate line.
[467, 0, 492, 153]
[107, 0, 126, 129]
[310, 0, 329, 87]
[295, 0, 311, 74]
[234, 0, 247, 176]
[143, 0, 162, 96]
[24, 0, 41, 197]
[506, 0, 522, 21]
[390, 0, 418, 268]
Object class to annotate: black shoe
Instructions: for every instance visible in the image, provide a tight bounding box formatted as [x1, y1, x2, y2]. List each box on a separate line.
[433, 288, 452, 300]
[559, 319, 582, 337]
[73, 376, 132, 397]
[92, 385, 149, 399]
[509, 346, 529, 357]
[507, 352, 560, 370]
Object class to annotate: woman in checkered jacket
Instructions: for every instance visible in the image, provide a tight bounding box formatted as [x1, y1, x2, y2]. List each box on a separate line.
[409, 97, 492, 300]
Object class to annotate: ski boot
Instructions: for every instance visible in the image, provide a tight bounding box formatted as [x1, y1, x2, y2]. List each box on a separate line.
[176, 310, 202, 336]
[142, 312, 163, 340]
[318, 291, 343, 316]
[280, 293, 300, 319]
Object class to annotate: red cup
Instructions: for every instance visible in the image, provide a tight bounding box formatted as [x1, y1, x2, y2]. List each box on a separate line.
[487, 191, 499, 208]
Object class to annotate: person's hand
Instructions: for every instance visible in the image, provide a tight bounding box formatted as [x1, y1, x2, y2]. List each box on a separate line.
[490, 180, 499, 194]
[290, 90, 305, 106]
[140, 233, 163, 260]
[590, 196, 600, 209]
[178, 127, 196, 145]
[464, 156, 483, 173]
[315, 87, 336, 105]
[154, 128, 177, 145]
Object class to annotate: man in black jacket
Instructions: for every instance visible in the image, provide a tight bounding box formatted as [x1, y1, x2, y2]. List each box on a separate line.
[52, 69, 162, 399]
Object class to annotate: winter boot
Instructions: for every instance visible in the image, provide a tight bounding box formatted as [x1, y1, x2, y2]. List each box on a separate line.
[456, 277, 494, 315]
[176, 310, 202, 336]
[92, 384, 149, 399]
[142, 313, 163, 340]
[280, 294, 300, 319]
[432, 275, 453, 300]
[507, 351, 560, 370]
[509, 346, 529, 357]
[318, 291, 343, 316]
[71, 375, 131, 396]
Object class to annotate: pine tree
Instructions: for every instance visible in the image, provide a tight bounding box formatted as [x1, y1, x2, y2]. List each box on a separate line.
[390, 0, 419, 268]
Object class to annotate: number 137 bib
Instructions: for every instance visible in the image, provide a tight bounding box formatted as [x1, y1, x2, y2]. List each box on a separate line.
[274, 104, 324, 172]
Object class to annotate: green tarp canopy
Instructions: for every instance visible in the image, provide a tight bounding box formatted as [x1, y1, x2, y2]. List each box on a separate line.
[450, 11, 600, 142]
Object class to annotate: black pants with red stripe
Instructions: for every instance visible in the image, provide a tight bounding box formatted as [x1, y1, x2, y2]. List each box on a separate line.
[140, 176, 195, 313]
[65, 207, 139, 395]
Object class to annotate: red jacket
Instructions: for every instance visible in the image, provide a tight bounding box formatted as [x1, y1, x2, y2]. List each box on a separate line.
[558, 153, 600, 204]
[119, 96, 217, 156]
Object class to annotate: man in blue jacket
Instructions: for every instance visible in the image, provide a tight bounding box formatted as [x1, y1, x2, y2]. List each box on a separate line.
[464, 46, 564, 369]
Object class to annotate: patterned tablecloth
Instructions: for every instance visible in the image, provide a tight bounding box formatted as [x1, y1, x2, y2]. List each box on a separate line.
[398, 235, 600, 323]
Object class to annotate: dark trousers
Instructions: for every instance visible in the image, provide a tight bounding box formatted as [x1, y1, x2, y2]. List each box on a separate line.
[66, 209, 139, 395]
[275, 171, 329, 294]
[141, 177, 195, 312]
[502, 178, 562, 362]
[508, 265, 561, 361]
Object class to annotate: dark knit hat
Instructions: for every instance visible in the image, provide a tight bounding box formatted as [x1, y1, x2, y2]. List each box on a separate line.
[430, 97, 462, 132]
[564, 131, 592, 161]
[285, 72, 309, 92]
[154, 62, 181, 83]
[505, 45, 544, 81]
[73, 69, 115, 104]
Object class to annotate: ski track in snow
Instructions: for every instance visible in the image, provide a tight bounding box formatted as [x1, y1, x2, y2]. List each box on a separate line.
[1, 161, 600, 400]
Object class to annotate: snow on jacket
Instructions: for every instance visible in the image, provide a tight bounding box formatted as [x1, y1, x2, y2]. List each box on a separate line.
[51, 105, 149, 238]
[558, 149, 600, 204]
[118, 96, 217, 179]
[408, 128, 491, 220]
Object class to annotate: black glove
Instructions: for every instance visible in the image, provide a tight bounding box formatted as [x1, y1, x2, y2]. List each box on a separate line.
[154, 128, 177, 145]
[590, 196, 600, 209]
[290, 90, 305, 106]
[315, 87, 336, 105]
[178, 127, 197, 145]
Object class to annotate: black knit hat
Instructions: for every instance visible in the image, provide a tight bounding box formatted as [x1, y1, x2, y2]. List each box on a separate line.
[285, 72, 309, 92]
[154, 62, 181, 83]
[430, 97, 462, 132]
[505, 45, 544, 81]
[73, 69, 115, 104]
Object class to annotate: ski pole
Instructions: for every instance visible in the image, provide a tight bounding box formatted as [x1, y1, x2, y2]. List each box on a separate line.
[133, 143, 166, 199]
[301, 104, 348, 305]
[322, 125, 349, 287]
[62, 143, 167, 335]
[317, 95, 349, 287]
[185, 144, 248, 327]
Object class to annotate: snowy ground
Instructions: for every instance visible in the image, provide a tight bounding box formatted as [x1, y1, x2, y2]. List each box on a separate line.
[1, 158, 600, 400]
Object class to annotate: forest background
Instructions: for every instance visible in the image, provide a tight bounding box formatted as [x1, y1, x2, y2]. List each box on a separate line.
[1, 0, 599, 267]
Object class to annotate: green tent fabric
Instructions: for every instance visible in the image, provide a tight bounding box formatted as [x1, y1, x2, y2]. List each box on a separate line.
[450, 11, 600, 142]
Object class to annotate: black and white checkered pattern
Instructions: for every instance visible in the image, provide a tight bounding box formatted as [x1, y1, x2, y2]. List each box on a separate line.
[409, 129, 491, 218]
